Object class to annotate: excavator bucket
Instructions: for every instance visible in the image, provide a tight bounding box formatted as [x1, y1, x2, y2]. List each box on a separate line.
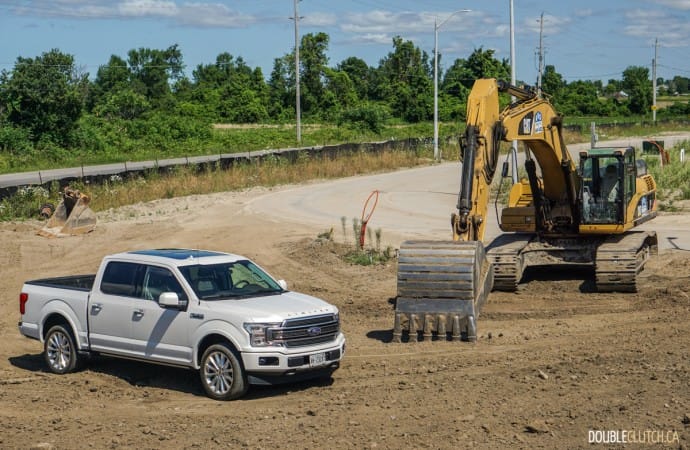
[393, 240, 493, 342]
[38, 188, 97, 238]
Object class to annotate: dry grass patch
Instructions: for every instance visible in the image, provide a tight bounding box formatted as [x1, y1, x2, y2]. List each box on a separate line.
[87, 150, 425, 213]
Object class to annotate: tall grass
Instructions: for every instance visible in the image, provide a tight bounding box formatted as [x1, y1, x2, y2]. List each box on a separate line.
[643, 140, 690, 209]
[80, 149, 425, 213]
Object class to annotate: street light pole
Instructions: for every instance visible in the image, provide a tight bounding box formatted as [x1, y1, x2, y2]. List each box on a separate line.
[434, 18, 439, 161]
[293, 0, 301, 144]
[434, 9, 471, 162]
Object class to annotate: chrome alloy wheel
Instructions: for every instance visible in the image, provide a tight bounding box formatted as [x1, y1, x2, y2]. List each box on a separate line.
[203, 350, 234, 395]
[47, 330, 72, 372]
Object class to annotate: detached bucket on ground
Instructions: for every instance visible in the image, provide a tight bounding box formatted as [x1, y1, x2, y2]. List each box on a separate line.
[38, 188, 97, 238]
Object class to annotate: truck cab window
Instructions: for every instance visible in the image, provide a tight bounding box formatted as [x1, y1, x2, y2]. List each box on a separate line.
[141, 266, 187, 302]
[101, 261, 141, 297]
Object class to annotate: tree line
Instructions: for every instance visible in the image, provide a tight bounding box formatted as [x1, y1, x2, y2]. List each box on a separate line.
[1, 32, 688, 160]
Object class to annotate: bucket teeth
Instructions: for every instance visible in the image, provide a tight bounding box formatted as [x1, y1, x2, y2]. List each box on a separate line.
[392, 312, 477, 342]
[393, 240, 492, 342]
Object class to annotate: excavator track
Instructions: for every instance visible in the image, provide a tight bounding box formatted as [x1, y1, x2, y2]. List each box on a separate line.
[595, 231, 658, 292]
[485, 234, 531, 291]
[393, 241, 493, 342]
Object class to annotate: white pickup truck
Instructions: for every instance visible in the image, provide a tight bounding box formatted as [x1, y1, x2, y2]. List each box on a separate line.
[18, 248, 345, 400]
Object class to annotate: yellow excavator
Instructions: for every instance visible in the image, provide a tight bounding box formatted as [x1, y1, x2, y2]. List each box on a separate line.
[393, 78, 658, 342]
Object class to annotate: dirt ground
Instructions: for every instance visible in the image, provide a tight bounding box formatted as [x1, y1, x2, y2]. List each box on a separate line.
[0, 185, 689, 450]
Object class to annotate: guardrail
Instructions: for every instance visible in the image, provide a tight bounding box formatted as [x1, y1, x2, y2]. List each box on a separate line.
[0, 137, 436, 199]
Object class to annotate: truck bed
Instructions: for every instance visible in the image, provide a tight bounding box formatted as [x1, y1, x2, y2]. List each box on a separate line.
[26, 274, 96, 291]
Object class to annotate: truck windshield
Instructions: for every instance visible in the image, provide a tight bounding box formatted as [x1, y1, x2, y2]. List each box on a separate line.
[179, 260, 283, 300]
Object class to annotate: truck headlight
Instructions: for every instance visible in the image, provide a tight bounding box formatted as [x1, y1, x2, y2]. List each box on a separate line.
[243, 323, 281, 347]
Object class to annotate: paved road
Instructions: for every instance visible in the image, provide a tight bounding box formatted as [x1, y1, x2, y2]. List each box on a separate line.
[246, 134, 690, 251]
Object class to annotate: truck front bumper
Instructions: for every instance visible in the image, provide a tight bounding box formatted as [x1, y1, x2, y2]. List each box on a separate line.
[242, 333, 345, 385]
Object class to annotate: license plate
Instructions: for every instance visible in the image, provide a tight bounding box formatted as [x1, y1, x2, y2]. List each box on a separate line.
[309, 352, 326, 367]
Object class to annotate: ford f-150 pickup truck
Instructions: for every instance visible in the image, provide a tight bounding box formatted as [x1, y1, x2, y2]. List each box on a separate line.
[18, 248, 345, 400]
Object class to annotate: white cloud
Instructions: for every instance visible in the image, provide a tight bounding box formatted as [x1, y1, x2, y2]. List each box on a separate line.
[347, 33, 392, 45]
[176, 3, 254, 27]
[340, 10, 478, 35]
[657, 0, 690, 9]
[6, 0, 255, 27]
[118, 0, 178, 17]
[624, 8, 690, 47]
[574, 8, 593, 18]
[523, 14, 571, 35]
[302, 12, 337, 27]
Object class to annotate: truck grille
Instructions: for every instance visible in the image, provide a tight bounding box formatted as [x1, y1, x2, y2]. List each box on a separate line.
[268, 314, 339, 348]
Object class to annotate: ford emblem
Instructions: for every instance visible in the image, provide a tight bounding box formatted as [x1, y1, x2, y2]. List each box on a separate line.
[307, 326, 322, 336]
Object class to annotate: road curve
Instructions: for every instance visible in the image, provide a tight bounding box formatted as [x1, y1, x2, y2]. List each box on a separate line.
[245, 133, 690, 251]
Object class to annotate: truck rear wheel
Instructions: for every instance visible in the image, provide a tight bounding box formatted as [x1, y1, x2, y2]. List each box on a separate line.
[44, 324, 80, 374]
[199, 343, 248, 401]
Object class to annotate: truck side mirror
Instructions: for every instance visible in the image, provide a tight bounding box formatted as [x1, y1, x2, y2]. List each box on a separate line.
[278, 280, 288, 290]
[159, 292, 186, 309]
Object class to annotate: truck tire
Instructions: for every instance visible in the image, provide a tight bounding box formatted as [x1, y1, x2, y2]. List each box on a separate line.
[44, 324, 80, 374]
[199, 343, 248, 401]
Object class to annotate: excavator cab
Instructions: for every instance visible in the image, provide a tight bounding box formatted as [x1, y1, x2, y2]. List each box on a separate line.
[579, 149, 627, 224]
[578, 147, 656, 229]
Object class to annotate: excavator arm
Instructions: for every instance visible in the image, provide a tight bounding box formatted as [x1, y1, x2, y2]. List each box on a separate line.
[452, 78, 502, 242]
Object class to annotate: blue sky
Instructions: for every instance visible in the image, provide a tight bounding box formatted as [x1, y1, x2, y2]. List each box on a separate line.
[1, 0, 689, 84]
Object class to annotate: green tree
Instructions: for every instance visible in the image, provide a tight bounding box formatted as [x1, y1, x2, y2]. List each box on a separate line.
[439, 59, 470, 120]
[88, 55, 130, 111]
[300, 32, 330, 115]
[375, 36, 433, 121]
[93, 88, 150, 120]
[438, 48, 510, 121]
[541, 65, 566, 99]
[322, 68, 358, 118]
[604, 78, 622, 96]
[559, 80, 611, 116]
[127, 44, 184, 104]
[267, 55, 294, 120]
[337, 57, 373, 100]
[0, 49, 87, 145]
[621, 66, 652, 115]
[191, 53, 268, 123]
[451, 48, 510, 90]
[669, 75, 689, 94]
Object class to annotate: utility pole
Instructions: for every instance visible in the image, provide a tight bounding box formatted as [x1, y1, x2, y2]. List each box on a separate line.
[292, 0, 302, 143]
[652, 38, 658, 123]
[537, 12, 544, 97]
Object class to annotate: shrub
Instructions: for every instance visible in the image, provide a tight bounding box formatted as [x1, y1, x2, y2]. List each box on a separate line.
[338, 104, 390, 134]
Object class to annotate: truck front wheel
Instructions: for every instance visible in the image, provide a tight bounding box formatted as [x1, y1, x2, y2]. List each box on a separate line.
[199, 343, 248, 400]
[44, 324, 80, 374]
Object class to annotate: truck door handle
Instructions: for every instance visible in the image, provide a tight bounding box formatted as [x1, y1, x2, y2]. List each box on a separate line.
[133, 309, 144, 317]
[91, 303, 102, 312]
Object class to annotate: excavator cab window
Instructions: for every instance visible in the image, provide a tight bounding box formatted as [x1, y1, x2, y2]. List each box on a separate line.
[580, 154, 624, 224]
